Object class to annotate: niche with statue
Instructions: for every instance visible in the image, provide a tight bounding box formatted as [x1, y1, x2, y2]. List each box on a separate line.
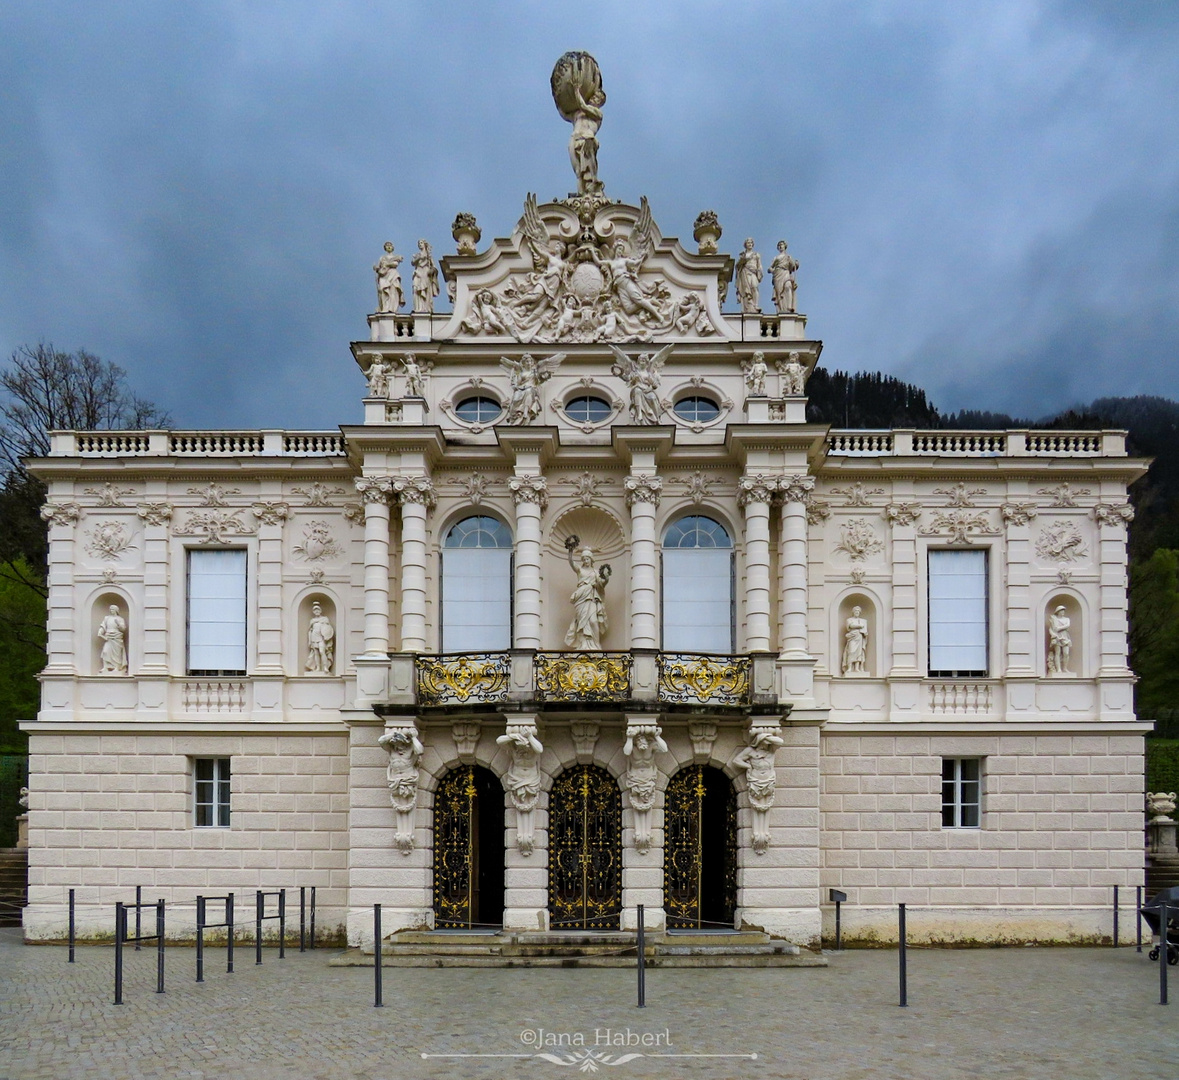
[836, 593, 877, 678]
[91, 592, 130, 676]
[298, 594, 337, 676]
[1045, 594, 1082, 677]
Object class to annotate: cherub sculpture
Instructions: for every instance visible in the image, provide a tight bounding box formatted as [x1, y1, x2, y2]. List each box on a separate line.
[500, 352, 565, 424]
[366, 358, 389, 398]
[609, 343, 672, 424]
[742, 351, 768, 397]
[401, 354, 428, 398]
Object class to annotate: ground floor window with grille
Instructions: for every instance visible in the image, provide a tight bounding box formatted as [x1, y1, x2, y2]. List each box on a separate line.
[194, 758, 231, 827]
[942, 757, 981, 827]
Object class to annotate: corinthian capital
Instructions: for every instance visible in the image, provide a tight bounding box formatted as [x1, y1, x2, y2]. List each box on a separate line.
[508, 475, 549, 509]
[778, 474, 815, 504]
[738, 473, 777, 507]
[354, 476, 394, 505]
[392, 476, 437, 508]
[624, 474, 662, 507]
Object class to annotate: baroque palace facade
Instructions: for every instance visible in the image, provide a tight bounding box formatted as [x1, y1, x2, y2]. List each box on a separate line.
[23, 54, 1148, 948]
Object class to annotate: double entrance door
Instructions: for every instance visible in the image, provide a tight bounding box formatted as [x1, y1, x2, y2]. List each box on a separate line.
[431, 762, 737, 931]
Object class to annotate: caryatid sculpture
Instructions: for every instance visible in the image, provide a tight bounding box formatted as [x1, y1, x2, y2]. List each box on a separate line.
[624, 723, 668, 854]
[733, 727, 785, 854]
[551, 51, 606, 195]
[497, 722, 544, 855]
[378, 724, 424, 854]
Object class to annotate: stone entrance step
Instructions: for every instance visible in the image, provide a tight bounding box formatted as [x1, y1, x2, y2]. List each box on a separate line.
[329, 928, 827, 968]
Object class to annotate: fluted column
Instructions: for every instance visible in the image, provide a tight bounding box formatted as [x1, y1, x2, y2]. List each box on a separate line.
[355, 477, 393, 656]
[392, 476, 436, 653]
[739, 474, 776, 653]
[509, 475, 547, 649]
[625, 474, 662, 649]
[777, 474, 814, 659]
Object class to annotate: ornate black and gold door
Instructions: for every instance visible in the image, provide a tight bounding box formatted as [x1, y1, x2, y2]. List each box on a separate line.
[547, 765, 623, 930]
[432, 765, 505, 929]
[665, 765, 737, 929]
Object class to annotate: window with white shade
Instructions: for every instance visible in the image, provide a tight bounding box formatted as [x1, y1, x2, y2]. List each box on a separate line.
[928, 549, 988, 676]
[186, 549, 247, 675]
[441, 516, 512, 652]
[662, 516, 734, 653]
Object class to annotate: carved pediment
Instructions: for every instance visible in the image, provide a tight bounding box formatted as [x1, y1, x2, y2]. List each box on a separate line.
[437, 194, 736, 344]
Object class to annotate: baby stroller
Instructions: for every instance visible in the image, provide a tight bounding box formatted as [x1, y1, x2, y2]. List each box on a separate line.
[1141, 886, 1179, 965]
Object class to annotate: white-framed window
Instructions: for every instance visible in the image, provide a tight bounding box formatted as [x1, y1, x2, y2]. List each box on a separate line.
[194, 757, 231, 828]
[662, 515, 734, 653]
[941, 757, 981, 828]
[187, 548, 247, 675]
[928, 548, 988, 676]
[441, 515, 513, 652]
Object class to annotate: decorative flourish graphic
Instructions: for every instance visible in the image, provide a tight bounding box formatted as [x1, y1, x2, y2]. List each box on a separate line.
[85, 520, 135, 561]
[292, 482, 346, 507]
[174, 509, 255, 544]
[934, 482, 985, 508]
[831, 482, 883, 507]
[920, 510, 999, 545]
[187, 483, 240, 507]
[293, 520, 341, 561]
[83, 483, 134, 507]
[835, 518, 885, 562]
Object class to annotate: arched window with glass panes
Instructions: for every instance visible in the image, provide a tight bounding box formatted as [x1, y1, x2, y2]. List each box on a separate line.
[661, 515, 734, 653]
[441, 516, 513, 652]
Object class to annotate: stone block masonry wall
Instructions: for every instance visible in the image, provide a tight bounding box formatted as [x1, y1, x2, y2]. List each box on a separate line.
[820, 732, 1145, 944]
[22, 731, 350, 941]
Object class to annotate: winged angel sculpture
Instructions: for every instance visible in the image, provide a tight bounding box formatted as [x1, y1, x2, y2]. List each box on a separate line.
[609, 344, 672, 424]
[463, 195, 689, 344]
[500, 352, 566, 424]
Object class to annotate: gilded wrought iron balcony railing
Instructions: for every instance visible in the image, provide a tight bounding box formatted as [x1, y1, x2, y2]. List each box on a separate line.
[657, 653, 751, 706]
[411, 650, 758, 707]
[416, 652, 511, 705]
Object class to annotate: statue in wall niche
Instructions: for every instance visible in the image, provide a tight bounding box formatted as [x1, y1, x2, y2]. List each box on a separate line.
[305, 602, 335, 674]
[564, 536, 611, 650]
[366, 358, 390, 398]
[609, 344, 671, 425]
[97, 604, 128, 675]
[500, 352, 565, 424]
[551, 51, 606, 195]
[734, 237, 763, 313]
[401, 354, 426, 398]
[841, 606, 869, 675]
[769, 240, 799, 314]
[742, 352, 768, 397]
[378, 727, 424, 813]
[779, 351, 806, 396]
[411, 239, 439, 314]
[373, 242, 404, 313]
[623, 724, 667, 813]
[1047, 605, 1072, 675]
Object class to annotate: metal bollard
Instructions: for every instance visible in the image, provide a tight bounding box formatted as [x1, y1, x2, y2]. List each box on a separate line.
[636, 904, 646, 1008]
[227, 893, 235, 974]
[279, 889, 286, 960]
[256, 890, 263, 966]
[1137, 885, 1143, 953]
[374, 904, 383, 1008]
[310, 886, 316, 949]
[830, 889, 847, 952]
[135, 885, 142, 951]
[114, 903, 125, 1005]
[1113, 885, 1119, 948]
[196, 896, 205, 983]
[68, 889, 75, 963]
[1161, 902, 1169, 1007]
[300, 886, 306, 952]
[156, 899, 165, 994]
[898, 903, 907, 1008]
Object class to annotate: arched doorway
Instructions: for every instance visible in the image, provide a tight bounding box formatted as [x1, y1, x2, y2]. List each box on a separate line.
[547, 765, 623, 930]
[664, 765, 737, 929]
[432, 765, 505, 929]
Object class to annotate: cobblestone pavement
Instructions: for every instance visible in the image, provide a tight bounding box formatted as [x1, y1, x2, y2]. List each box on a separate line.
[1, 928, 1176, 1080]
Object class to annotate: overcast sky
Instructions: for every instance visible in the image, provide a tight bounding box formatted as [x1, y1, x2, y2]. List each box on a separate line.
[2, 1, 1177, 430]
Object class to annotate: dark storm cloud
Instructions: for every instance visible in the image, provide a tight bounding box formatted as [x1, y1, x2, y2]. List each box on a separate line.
[0, 1, 1176, 428]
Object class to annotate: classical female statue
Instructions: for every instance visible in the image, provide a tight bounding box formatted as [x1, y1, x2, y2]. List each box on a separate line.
[305, 602, 335, 674]
[769, 240, 799, 314]
[97, 604, 128, 674]
[734, 237, 763, 313]
[373, 242, 404, 313]
[564, 535, 611, 650]
[841, 605, 868, 675]
[1047, 605, 1072, 674]
[411, 239, 439, 314]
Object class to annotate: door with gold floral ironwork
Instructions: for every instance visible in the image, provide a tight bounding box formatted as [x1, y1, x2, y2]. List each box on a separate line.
[432, 765, 505, 929]
[547, 765, 623, 930]
[664, 765, 737, 929]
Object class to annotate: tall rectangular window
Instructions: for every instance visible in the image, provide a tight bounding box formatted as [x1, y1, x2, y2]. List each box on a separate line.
[928, 549, 988, 676]
[942, 757, 981, 828]
[187, 549, 247, 674]
[662, 550, 735, 653]
[194, 757, 231, 827]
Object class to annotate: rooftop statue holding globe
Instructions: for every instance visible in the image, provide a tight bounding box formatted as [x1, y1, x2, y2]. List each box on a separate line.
[551, 51, 606, 195]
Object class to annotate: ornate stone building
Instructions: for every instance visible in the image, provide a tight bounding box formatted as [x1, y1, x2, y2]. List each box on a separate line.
[22, 54, 1148, 948]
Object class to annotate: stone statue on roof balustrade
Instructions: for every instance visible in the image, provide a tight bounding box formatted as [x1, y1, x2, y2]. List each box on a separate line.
[551, 51, 606, 195]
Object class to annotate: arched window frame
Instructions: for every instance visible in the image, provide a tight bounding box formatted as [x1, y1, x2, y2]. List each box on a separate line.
[661, 514, 735, 654]
[440, 514, 514, 653]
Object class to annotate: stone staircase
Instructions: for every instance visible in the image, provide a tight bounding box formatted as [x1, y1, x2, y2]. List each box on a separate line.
[1146, 856, 1179, 897]
[0, 848, 28, 927]
[331, 929, 826, 968]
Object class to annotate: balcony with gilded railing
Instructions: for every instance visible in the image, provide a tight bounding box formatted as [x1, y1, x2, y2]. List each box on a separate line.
[406, 650, 772, 710]
[47, 430, 347, 457]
